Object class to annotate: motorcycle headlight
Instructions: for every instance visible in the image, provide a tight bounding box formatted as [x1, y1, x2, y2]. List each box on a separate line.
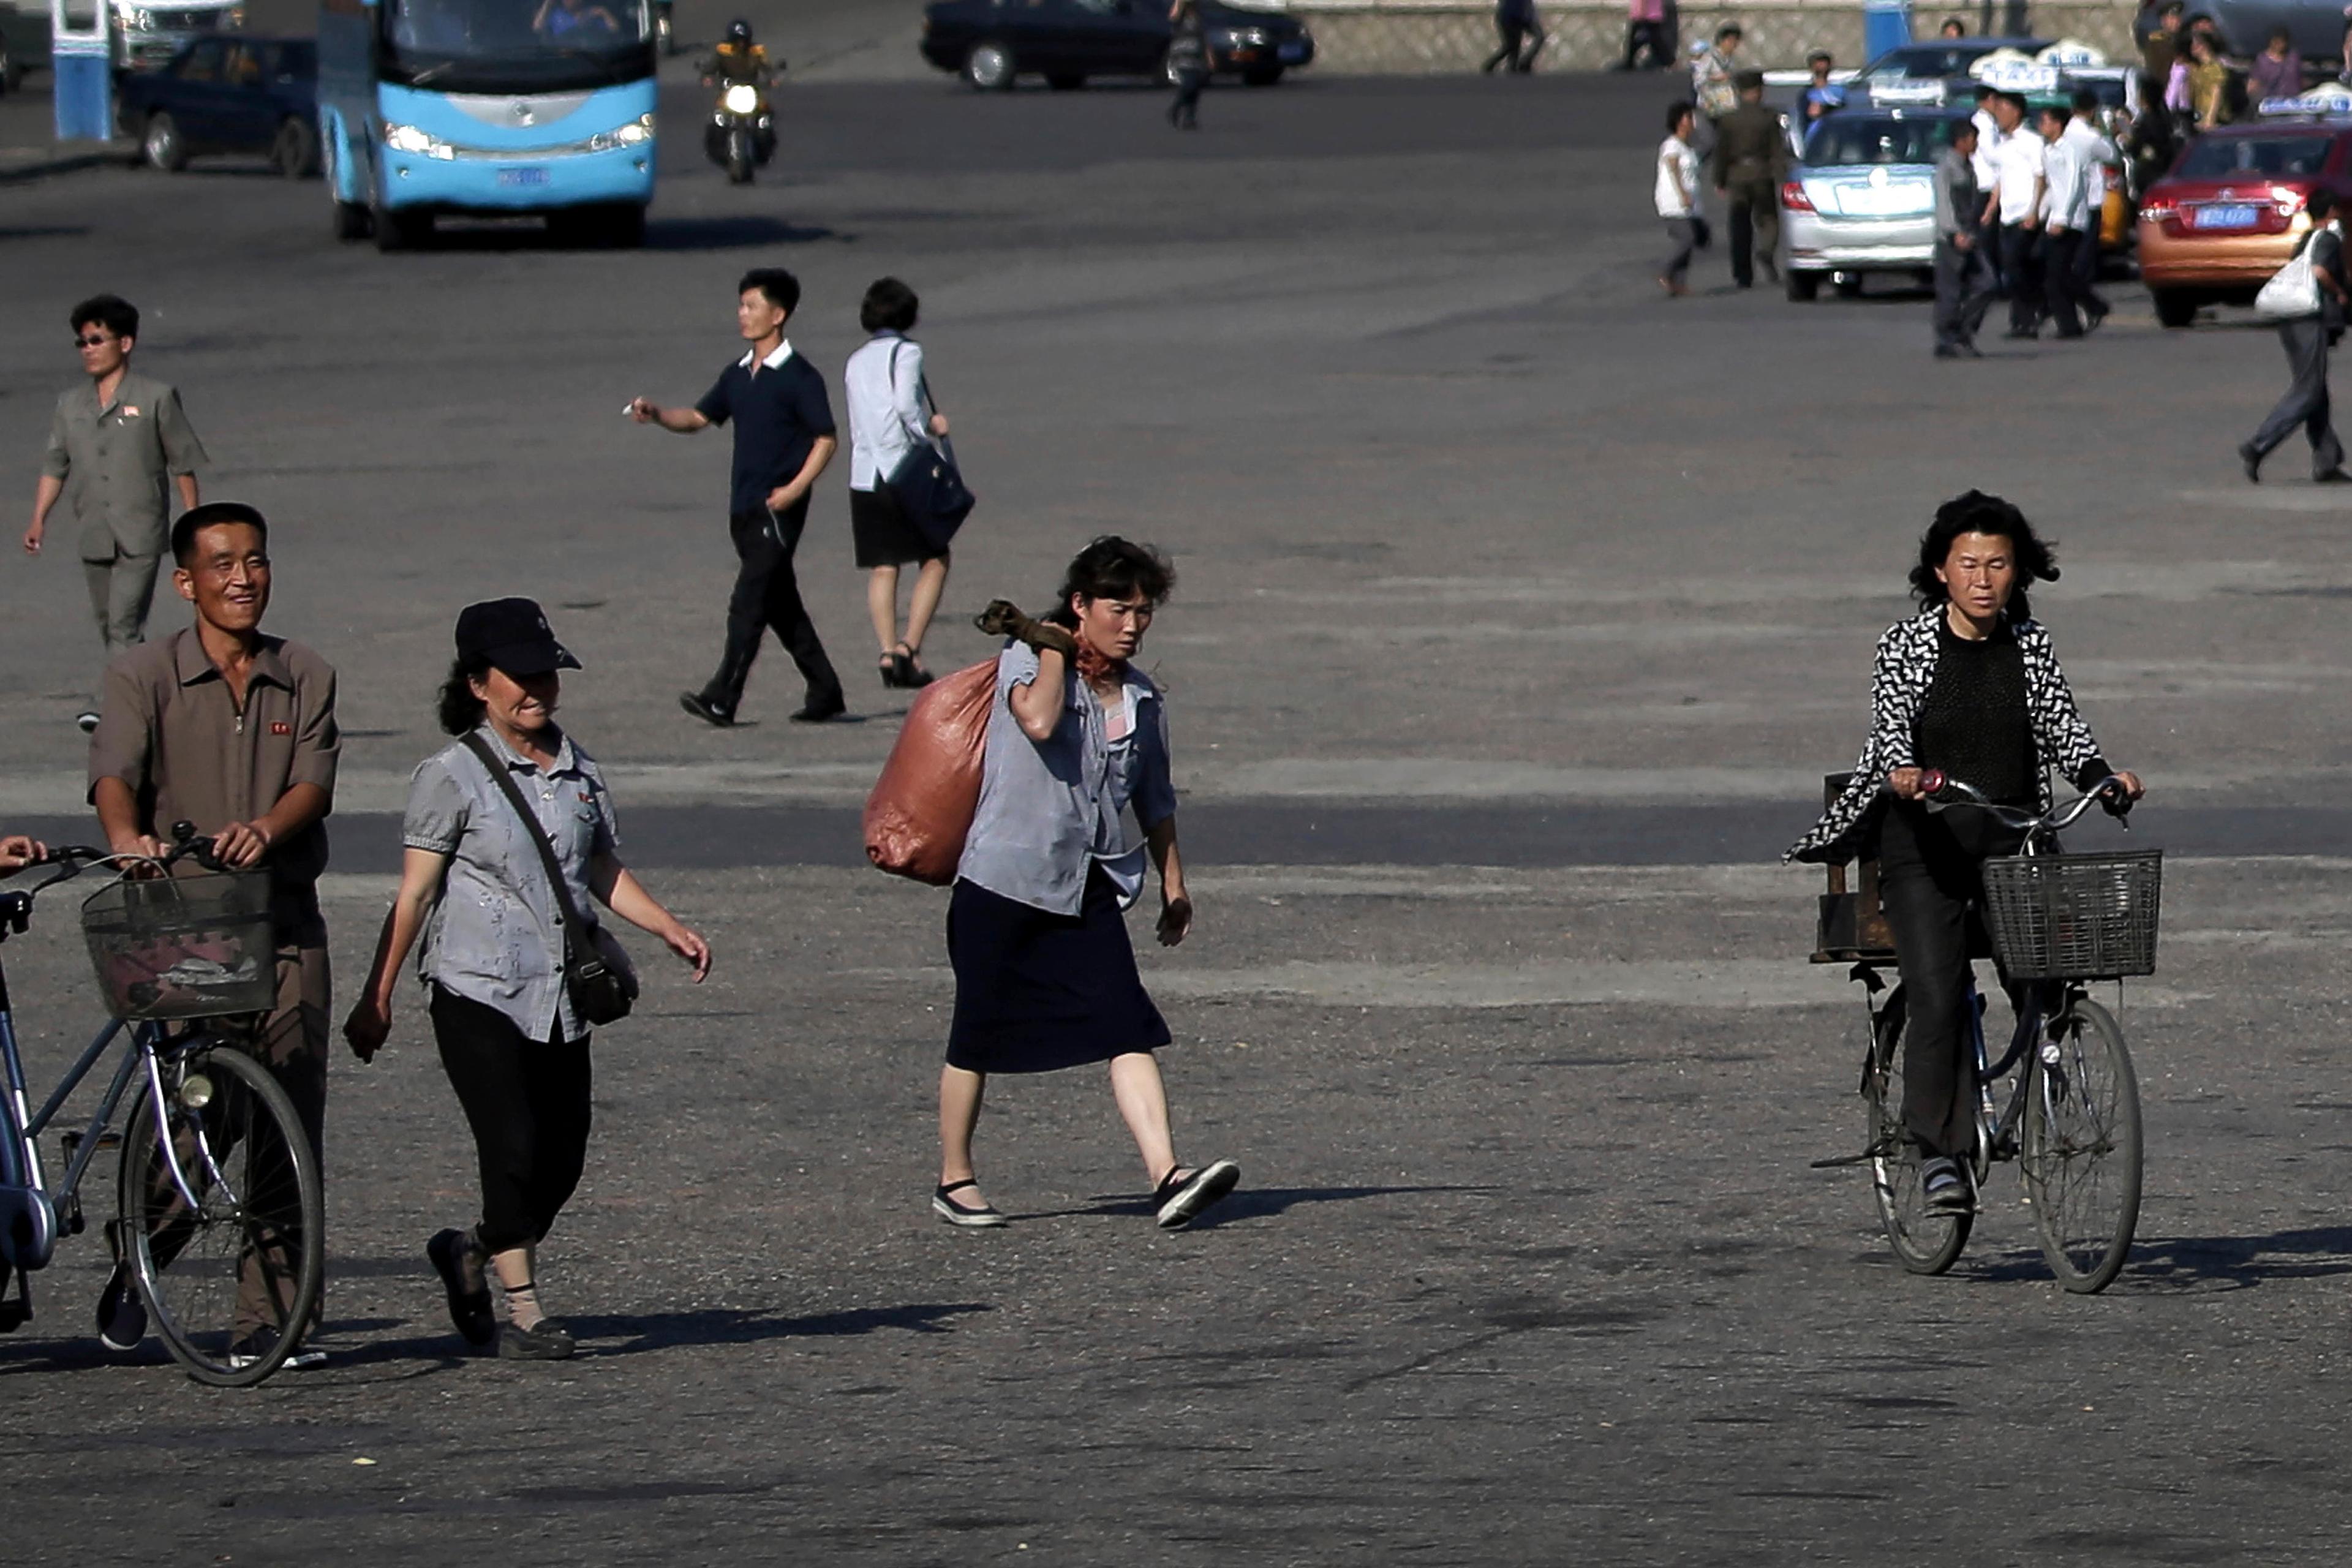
[382, 121, 454, 159]
[723, 84, 760, 115]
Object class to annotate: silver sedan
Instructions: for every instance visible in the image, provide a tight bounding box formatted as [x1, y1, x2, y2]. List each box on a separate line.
[1782, 108, 1972, 302]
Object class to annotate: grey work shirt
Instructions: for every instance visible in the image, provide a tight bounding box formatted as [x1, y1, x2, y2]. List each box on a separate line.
[41, 371, 208, 562]
[402, 725, 623, 1041]
[87, 628, 340, 940]
[956, 642, 1178, 916]
[1933, 145, 1981, 243]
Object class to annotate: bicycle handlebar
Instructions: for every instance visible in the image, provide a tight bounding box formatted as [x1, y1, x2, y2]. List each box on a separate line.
[1911, 771, 2133, 835]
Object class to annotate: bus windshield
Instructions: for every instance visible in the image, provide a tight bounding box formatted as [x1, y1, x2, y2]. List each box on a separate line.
[379, 0, 654, 91]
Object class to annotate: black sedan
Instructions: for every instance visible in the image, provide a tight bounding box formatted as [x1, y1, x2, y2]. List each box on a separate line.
[921, 0, 1313, 90]
[118, 36, 318, 177]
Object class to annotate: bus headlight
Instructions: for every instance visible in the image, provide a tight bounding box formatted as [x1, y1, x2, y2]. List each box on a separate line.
[584, 112, 657, 152]
[382, 121, 455, 159]
[722, 84, 760, 115]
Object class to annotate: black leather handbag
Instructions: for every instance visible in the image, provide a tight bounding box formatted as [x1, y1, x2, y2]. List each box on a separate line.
[461, 733, 637, 1028]
[883, 342, 976, 551]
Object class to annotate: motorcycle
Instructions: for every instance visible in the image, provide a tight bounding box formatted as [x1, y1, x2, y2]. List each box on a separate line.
[705, 79, 775, 186]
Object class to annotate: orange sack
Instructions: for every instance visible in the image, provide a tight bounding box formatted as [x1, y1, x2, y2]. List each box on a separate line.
[864, 658, 998, 884]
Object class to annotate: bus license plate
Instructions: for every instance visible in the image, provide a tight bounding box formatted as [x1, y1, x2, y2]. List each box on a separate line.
[497, 167, 550, 187]
[2193, 204, 2259, 230]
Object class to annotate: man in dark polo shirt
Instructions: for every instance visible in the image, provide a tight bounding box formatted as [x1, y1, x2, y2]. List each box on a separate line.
[630, 268, 846, 726]
[88, 500, 339, 1369]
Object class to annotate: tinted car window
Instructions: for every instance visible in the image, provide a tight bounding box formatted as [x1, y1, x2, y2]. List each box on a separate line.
[1805, 116, 1961, 165]
[178, 39, 225, 81]
[2175, 135, 2334, 178]
[1871, 44, 1999, 78]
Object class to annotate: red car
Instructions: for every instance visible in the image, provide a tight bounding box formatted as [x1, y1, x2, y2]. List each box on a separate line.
[2139, 117, 2352, 328]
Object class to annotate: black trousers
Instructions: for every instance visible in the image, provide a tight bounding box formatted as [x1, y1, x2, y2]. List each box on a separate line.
[431, 986, 594, 1255]
[1482, 17, 1542, 71]
[1932, 235, 1995, 349]
[1999, 223, 2043, 334]
[702, 499, 843, 718]
[1725, 181, 1777, 287]
[2042, 227, 2087, 337]
[1169, 66, 1206, 124]
[1878, 805, 2026, 1160]
[1619, 18, 1665, 67]
[2248, 318, 2346, 477]
[2071, 220, 2108, 320]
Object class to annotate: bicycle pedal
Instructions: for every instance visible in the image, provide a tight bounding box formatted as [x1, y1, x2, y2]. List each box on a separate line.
[55, 1192, 81, 1237]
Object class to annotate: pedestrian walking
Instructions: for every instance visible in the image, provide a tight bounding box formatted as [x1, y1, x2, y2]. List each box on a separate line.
[1480, 0, 1543, 74]
[933, 538, 1239, 1232]
[88, 501, 338, 1370]
[1990, 92, 2047, 338]
[2036, 105, 2091, 339]
[1710, 70, 1785, 289]
[1167, 0, 1209, 126]
[2240, 189, 2350, 484]
[1690, 24, 1740, 155]
[845, 277, 954, 688]
[344, 598, 712, 1362]
[1932, 119, 1996, 357]
[1657, 100, 1708, 296]
[2058, 89, 2116, 328]
[630, 268, 847, 728]
[2247, 26, 2302, 106]
[1618, 0, 1667, 70]
[1969, 85, 2008, 292]
[2137, 0, 2183, 80]
[23, 294, 208, 734]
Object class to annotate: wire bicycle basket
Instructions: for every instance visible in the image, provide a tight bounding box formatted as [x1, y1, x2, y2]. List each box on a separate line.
[80, 870, 277, 1022]
[1978, 850, 2163, 981]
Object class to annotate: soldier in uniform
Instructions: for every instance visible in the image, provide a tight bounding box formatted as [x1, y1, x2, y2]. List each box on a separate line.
[1710, 70, 1787, 289]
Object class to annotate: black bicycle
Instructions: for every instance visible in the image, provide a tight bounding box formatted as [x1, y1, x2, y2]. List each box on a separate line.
[0, 829, 323, 1384]
[1815, 775, 2159, 1295]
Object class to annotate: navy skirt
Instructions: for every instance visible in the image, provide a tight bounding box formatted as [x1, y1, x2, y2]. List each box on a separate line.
[946, 869, 1172, 1074]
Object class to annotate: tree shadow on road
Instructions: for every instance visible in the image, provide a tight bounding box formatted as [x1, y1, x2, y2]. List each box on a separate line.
[564, 1300, 992, 1357]
[1025, 1183, 1496, 1231]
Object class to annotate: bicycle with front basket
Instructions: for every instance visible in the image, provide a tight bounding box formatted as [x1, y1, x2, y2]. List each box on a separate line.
[0, 829, 323, 1384]
[1811, 774, 2159, 1295]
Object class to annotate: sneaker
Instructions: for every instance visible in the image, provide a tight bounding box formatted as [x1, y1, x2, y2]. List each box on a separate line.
[932, 1181, 1008, 1229]
[497, 1319, 576, 1361]
[426, 1228, 497, 1349]
[678, 691, 734, 727]
[1153, 1159, 1240, 1229]
[1920, 1156, 1971, 1215]
[96, 1265, 145, 1352]
[75, 712, 99, 735]
[226, 1323, 328, 1370]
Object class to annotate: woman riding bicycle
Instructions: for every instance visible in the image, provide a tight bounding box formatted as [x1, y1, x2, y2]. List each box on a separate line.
[1787, 491, 2143, 1215]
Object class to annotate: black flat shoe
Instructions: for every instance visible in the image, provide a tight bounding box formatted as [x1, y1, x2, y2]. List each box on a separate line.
[497, 1319, 576, 1361]
[1153, 1159, 1240, 1229]
[893, 646, 934, 689]
[427, 1228, 496, 1350]
[932, 1180, 1008, 1228]
[679, 692, 734, 727]
[2315, 468, 2352, 484]
[2239, 442, 2263, 484]
[789, 701, 848, 723]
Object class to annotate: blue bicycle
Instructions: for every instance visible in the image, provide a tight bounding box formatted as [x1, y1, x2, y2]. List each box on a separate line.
[0, 834, 323, 1385]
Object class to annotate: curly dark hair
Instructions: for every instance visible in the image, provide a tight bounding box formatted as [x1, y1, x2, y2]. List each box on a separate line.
[1909, 490, 2058, 623]
[1043, 537, 1177, 627]
[436, 655, 494, 736]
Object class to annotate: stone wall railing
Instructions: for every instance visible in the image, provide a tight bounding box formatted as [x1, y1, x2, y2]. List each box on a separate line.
[1273, 0, 2139, 75]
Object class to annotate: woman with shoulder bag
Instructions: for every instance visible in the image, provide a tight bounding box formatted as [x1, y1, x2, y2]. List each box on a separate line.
[343, 598, 712, 1361]
[935, 538, 1240, 1231]
[2243, 187, 2351, 484]
[845, 276, 954, 691]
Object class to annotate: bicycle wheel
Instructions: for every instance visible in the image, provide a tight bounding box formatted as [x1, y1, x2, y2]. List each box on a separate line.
[117, 1041, 324, 1386]
[1864, 987, 1971, 1275]
[2021, 997, 2142, 1294]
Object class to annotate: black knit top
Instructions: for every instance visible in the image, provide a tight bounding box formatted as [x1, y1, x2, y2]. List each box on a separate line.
[1911, 614, 2033, 804]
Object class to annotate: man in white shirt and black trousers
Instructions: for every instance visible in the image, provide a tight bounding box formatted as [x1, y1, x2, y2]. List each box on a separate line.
[630, 268, 847, 727]
[1991, 92, 2047, 339]
[2059, 89, 2117, 328]
[2036, 103, 2091, 339]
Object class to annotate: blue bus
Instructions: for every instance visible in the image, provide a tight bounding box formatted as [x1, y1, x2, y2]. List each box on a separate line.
[318, 0, 658, 249]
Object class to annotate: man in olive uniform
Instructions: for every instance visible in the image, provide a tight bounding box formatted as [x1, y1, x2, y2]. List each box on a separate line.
[24, 294, 208, 733]
[1711, 70, 1788, 289]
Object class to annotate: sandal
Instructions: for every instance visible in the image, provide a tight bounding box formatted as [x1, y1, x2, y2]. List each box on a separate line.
[932, 1179, 1007, 1228]
[1152, 1159, 1240, 1230]
[426, 1227, 496, 1349]
[893, 643, 934, 689]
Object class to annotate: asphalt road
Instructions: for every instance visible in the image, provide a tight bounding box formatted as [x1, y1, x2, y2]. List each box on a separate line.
[2, 72, 2351, 1565]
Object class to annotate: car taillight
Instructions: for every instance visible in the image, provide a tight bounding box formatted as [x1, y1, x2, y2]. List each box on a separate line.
[1781, 181, 1815, 213]
[2274, 186, 2309, 216]
[2139, 198, 2176, 224]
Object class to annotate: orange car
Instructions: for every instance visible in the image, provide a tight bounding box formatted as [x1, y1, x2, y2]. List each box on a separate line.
[2139, 118, 2352, 327]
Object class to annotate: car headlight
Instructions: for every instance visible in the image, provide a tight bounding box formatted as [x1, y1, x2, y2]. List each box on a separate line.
[722, 83, 760, 115]
[584, 113, 657, 152]
[382, 121, 454, 159]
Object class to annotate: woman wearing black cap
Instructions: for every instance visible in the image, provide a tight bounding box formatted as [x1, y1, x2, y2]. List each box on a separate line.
[344, 598, 712, 1362]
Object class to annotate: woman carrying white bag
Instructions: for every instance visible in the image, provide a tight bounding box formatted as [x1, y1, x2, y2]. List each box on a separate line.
[2242, 188, 2351, 484]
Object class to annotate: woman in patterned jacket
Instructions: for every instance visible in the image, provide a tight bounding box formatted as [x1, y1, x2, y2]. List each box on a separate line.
[1787, 492, 2143, 1215]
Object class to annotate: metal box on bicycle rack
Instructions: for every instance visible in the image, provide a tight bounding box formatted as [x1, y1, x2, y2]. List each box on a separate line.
[1810, 773, 1898, 965]
[79, 870, 277, 1022]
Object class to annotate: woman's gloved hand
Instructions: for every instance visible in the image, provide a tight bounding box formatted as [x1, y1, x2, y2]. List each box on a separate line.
[976, 600, 1078, 656]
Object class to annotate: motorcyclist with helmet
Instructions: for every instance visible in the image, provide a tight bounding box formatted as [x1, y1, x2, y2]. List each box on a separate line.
[702, 18, 779, 176]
